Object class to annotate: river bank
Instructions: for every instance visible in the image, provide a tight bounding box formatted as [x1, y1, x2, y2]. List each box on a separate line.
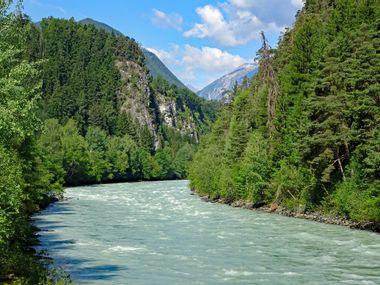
[197, 193, 380, 233]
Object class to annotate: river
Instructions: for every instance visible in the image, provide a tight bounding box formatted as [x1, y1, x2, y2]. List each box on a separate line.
[33, 180, 380, 284]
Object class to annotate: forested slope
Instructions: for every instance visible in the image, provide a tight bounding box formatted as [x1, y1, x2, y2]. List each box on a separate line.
[31, 17, 217, 186]
[189, 0, 380, 224]
[76, 18, 188, 89]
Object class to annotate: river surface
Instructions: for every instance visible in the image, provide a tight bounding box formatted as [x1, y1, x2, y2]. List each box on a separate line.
[33, 180, 380, 285]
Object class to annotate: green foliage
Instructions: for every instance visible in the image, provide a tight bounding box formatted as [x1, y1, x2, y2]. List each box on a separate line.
[0, 146, 24, 246]
[36, 120, 196, 185]
[37, 18, 121, 134]
[36, 119, 66, 193]
[189, 143, 225, 199]
[235, 132, 271, 202]
[173, 143, 196, 178]
[189, 0, 380, 223]
[0, 2, 69, 283]
[270, 162, 315, 207]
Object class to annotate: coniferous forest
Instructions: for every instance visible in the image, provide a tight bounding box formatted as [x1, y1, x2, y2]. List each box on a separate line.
[1, 0, 380, 284]
[190, 0, 380, 224]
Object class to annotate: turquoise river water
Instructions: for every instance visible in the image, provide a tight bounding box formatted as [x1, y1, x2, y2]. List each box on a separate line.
[33, 180, 380, 284]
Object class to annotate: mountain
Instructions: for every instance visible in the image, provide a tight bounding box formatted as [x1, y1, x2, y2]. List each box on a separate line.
[30, 17, 219, 185]
[78, 18, 187, 90]
[198, 63, 258, 101]
[79, 18, 124, 36]
[142, 48, 187, 89]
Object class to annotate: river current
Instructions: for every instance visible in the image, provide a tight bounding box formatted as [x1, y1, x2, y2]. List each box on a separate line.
[33, 180, 380, 284]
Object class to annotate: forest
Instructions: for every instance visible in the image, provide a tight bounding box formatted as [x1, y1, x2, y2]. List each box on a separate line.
[0, 1, 217, 283]
[190, 0, 380, 224]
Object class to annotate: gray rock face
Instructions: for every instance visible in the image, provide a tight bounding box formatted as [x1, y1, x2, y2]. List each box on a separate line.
[198, 63, 258, 101]
[117, 59, 200, 148]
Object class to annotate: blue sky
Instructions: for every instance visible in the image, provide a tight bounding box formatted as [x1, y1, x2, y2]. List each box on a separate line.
[23, 0, 303, 90]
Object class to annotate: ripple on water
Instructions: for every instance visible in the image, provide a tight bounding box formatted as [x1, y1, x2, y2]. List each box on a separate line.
[223, 269, 254, 277]
[103, 246, 146, 253]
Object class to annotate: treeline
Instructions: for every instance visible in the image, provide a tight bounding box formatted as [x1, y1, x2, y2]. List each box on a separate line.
[0, 2, 70, 283]
[190, 0, 380, 223]
[38, 119, 196, 187]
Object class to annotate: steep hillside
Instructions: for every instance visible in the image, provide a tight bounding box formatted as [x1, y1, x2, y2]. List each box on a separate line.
[78, 18, 188, 89]
[27, 17, 218, 185]
[198, 63, 258, 101]
[190, 0, 380, 227]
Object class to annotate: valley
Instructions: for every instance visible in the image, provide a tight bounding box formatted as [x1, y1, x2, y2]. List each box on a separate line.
[0, 0, 379, 284]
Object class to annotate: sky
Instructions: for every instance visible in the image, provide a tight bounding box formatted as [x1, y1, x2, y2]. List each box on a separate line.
[23, 0, 303, 90]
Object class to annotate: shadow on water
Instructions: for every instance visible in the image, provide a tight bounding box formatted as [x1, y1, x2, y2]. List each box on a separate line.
[69, 263, 125, 281]
[34, 220, 69, 231]
[34, 205, 126, 283]
[37, 231, 126, 282]
[47, 254, 125, 281]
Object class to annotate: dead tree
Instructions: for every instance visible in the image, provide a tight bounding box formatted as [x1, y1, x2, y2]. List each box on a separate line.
[257, 31, 279, 141]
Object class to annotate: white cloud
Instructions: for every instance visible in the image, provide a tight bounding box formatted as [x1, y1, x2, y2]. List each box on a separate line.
[146, 47, 180, 65]
[184, 3, 283, 47]
[184, 5, 242, 47]
[229, 0, 256, 8]
[146, 45, 248, 89]
[182, 45, 245, 73]
[151, 9, 183, 31]
[184, 1, 303, 47]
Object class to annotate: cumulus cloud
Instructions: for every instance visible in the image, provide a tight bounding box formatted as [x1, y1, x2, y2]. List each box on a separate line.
[182, 45, 245, 73]
[151, 9, 183, 31]
[146, 45, 248, 89]
[185, 0, 302, 47]
[184, 5, 243, 47]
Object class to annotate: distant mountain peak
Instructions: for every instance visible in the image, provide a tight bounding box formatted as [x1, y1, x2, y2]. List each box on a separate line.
[198, 63, 258, 101]
[78, 18, 124, 37]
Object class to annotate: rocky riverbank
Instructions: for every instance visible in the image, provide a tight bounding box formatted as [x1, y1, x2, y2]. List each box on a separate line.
[197, 194, 380, 233]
